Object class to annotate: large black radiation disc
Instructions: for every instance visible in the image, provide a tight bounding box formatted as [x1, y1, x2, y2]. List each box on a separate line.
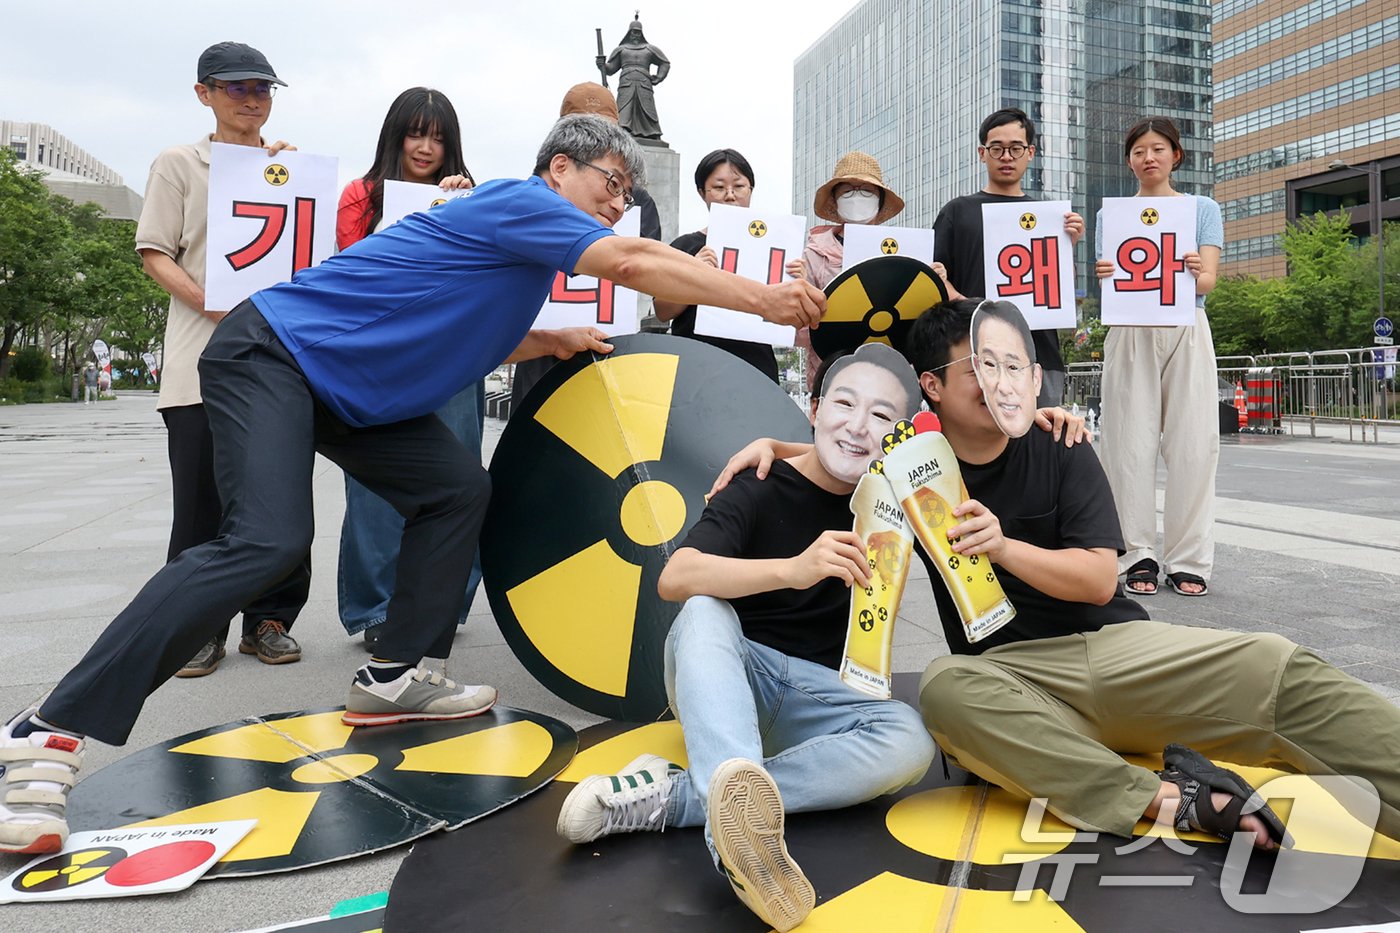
[483, 333, 812, 720]
[66, 706, 576, 877]
[811, 255, 948, 359]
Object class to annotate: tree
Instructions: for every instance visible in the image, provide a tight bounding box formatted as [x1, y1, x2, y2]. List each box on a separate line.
[0, 149, 75, 378]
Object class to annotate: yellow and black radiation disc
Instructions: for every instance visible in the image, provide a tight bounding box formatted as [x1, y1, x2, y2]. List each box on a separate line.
[482, 333, 812, 720]
[13, 847, 126, 893]
[812, 255, 948, 360]
[263, 164, 290, 186]
[66, 706, 576, 877]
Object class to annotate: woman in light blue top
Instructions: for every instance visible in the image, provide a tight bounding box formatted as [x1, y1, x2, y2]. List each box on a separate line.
[1095, 117, 1223, 598]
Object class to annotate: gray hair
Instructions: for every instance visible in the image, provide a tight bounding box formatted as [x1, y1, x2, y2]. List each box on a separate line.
[533, 113, 647, 188]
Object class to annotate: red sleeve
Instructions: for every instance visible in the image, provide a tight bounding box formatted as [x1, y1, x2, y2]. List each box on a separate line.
[336, 179, 373, 251]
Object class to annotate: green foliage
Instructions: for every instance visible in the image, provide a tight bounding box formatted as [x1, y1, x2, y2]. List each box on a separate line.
[1060, 298, 1105, 365]
[10, 345, 51, 381]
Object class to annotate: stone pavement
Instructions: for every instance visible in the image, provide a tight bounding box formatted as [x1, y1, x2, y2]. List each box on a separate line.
[1, 393, 1398, 932]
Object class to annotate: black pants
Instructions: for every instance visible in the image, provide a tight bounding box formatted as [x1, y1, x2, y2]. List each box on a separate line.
[162, 404, 310, 641]
[42, 303, 489, 745]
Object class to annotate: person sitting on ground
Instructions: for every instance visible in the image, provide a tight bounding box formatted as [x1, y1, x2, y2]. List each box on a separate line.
[557, 344, 936, 932]
[719, 299, 1400, 856]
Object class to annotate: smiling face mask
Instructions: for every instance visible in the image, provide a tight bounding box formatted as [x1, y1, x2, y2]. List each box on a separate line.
[812, 343, 922, 485]
[836, 189, 880, 224]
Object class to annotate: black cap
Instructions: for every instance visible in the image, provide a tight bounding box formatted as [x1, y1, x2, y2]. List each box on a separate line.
[197, 42, 286, 86]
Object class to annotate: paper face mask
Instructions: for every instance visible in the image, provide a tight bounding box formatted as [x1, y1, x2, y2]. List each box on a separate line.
[969, 300, 1042, 438]
[813, 342, 923, 485]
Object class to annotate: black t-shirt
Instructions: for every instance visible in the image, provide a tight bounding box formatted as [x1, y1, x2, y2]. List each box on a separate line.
[666, 231, 780, 382]
[919, 428, 1147, 655]
[677, 460, 852, 668]
[932, 192, 1065, 374]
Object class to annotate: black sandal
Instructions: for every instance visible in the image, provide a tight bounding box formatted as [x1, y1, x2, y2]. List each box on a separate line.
[1124, 558, 1159, 596]
[1166, 572, 1208, 597]
[1158, 744, 1293, 848]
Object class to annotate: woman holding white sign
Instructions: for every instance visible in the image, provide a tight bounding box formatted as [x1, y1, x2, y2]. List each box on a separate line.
[1094, 117, 1222, 597]
[336, 87, 481, 652]
[654, 148, 805, 381]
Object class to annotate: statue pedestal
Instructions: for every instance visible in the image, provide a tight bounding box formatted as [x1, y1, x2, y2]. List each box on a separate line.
[639, 143, 680, 245]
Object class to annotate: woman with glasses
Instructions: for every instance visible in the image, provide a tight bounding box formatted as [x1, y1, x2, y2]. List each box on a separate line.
[335, 87, 482, 652]
[654, 148, 804, 381]
[134, 41, 306, 678]
[1095, 117, 1223, 598]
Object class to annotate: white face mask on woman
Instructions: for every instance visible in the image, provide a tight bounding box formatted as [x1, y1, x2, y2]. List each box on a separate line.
[836, 189, 880, 223]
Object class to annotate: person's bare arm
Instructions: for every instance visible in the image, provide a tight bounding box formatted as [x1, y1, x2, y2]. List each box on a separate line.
[708, 438, 814, 498]
[948, 500, 1118, 604]
[657, 532, 871, 603]
[653, 244, 719, 322]
[1190, 244, 1220, 296]
[139, 249, 219, 322]
[575, 236, 823, 329]
[504, 327, 613, 364]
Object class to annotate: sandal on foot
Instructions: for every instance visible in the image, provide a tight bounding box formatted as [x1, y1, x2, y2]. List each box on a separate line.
[1124, 559, 1159, 596]
[1158, 743, 1293, 848]
[1166, 572, 1208, 597]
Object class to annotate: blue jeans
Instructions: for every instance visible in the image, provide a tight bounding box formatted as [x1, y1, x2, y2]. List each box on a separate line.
[662, 596, 934, 835]
[337, 382, 486, 635]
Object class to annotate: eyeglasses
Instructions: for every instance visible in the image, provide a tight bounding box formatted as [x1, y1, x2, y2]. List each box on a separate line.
[982, 143, 1029, 159]
[210, 80, 276, 101]
[573, 159, 635, 209]
[836, 185, 879, 199]
[974, 354, 1035, 384]
[705, 182, 751, 198]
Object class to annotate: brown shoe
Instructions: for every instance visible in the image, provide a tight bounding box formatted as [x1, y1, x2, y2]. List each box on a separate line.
[176, 640, 226, 678]
[238, 620, 302, 665]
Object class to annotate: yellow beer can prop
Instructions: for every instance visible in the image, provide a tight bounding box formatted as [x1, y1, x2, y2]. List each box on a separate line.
[839, 472, 915, 698]
[882, 431, 1015, 643]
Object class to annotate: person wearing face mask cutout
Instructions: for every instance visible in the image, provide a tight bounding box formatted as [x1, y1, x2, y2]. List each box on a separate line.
[556, 344, 935, 933]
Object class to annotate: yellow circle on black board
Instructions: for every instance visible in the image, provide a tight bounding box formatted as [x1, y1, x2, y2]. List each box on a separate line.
[263, 164, 289, 186]
[290, 753, 380, 784]
[748, 219, 767, 238]
[1140, 207, 1160, 226]
[813, 256, 948, 360]
[481, 334, 812, 720]
[880, 237, 900, 254]
[15, 847, 127, 892]
[619, 480, 687, 547]
[1019, 212, 1037, 230]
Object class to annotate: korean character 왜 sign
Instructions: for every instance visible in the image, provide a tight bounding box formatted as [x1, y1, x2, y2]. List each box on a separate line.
[981, 200, 1076, 329]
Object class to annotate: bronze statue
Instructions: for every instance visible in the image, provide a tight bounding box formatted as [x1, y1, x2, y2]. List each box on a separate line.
[597, 13, 670, 141]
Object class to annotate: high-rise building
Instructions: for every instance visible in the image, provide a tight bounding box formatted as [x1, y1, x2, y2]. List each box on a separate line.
[2, 120, 142, 220]
[1213, 0, 1400, 278]
[792, 0, 1215, 293]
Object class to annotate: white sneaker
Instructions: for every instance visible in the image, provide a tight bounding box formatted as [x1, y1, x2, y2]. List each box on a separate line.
[557, 754, 677, 843]
[0, 707, 85, 855]
[708, 758, 815, 933]
[342, 666, 497, 727]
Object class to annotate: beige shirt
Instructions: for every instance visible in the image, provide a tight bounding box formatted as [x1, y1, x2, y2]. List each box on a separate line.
[135, 136, 217, 410]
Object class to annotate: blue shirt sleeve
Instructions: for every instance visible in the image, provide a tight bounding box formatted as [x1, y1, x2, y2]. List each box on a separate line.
[492, 179, 615, 275]
[1195, 195, 1224, 249]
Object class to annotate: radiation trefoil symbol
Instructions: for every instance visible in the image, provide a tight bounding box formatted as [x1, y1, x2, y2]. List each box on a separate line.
[1140, 207, 1160, 226]
[430, 197, 448, 207]
[263, 164, 289, 186]
[881, 237, 900, 254]
[748, 220, 768, 238]
[814, 257, 949, 360]
[1019, 213, 1037, 230]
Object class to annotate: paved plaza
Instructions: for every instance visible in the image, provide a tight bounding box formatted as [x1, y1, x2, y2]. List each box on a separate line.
[1, 392, 1398, 932]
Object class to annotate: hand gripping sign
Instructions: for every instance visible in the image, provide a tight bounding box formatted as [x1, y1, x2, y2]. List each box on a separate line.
[206, 143, 337, 311]
[534, 209, 642, 337]
[1100, 196, 1198, 327]
[379, 179, 472, 228]
[841, 223, 935, 272]
[981, 201, 1075, 330]
[694, 202, 806, 346]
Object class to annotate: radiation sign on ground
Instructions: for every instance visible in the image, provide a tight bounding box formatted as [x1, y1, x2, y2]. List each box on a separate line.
[0, 821, 253, 903]
[65, 706, 576, 877]
[811, 256, 948, 360]
[482, 333, 813, 720]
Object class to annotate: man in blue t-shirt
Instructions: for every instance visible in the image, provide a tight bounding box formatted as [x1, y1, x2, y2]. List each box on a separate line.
[0, 114, 826, 857]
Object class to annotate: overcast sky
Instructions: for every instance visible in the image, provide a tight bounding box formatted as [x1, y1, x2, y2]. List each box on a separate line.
[3, 1, 859, 233]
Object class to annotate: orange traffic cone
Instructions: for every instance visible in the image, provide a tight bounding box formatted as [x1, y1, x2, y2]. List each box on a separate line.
[1234, 382, 1247, 430]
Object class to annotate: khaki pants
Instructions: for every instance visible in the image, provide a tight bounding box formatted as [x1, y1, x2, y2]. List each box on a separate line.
[919, 621, 1400, 839]
[1100, 309, 1219, 579]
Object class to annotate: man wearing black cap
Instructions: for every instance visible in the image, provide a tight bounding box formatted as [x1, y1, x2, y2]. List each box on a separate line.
[134, 41, 306, 679]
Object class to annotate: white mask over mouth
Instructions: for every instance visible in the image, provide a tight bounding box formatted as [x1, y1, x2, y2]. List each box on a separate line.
[836, 190, 880, 224]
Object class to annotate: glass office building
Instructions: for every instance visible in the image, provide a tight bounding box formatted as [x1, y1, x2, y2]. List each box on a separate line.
[792, 0, 1214, 293]
[1214, 0, 1400, 277]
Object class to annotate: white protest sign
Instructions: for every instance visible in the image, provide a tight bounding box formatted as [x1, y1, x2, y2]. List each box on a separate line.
[380, 179, 471, 229]
[841, 224, 935, 271]
[534, 209, 642, 336]
[206, 143, 337, 311]
[981, 200, 1075, 329]
[0, 820, 255, 903]
[1100, 196, 1198, 327]
[694, 203, 805, 346]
